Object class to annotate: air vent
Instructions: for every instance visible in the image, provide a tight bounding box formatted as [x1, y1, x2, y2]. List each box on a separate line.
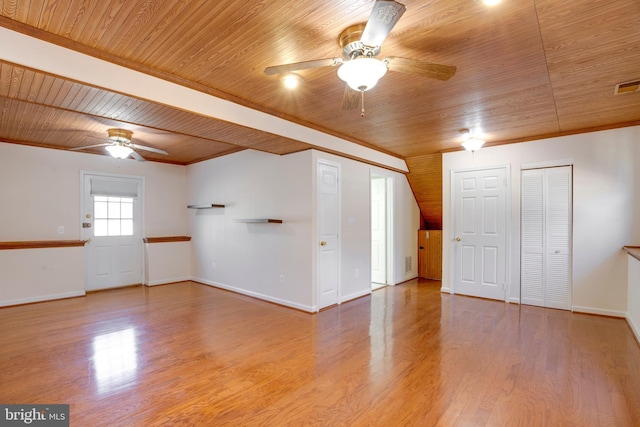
[405, 256, 412, 273]
[614, 79, 640, 95]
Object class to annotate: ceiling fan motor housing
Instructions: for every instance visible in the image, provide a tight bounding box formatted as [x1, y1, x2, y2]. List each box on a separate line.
[339, 24, 381, 59]
[107, 128, 133, 145]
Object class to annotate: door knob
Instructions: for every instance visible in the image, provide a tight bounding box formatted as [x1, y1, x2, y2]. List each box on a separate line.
[320, 241, 327, 246]
[455, 237, 461, 242]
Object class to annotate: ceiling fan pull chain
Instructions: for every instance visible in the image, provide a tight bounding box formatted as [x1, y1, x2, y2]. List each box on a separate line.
[361, 89, 365, 117]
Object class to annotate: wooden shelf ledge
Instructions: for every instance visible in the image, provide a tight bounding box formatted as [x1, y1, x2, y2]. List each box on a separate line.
[187, 204, 225, 209]
[143, 236, 192, 244]
[0, 240, 87, 250]
[624, 246, 640, 262]
[234, 219, 283, 224]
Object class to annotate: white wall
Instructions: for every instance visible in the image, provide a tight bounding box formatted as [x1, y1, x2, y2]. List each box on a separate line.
[187, 149, 420, 312]
[0, 142, 188, 305]
[144, 241, 191, 286]
[0, 247, 85, 306]
[443, 125, 640, 316]
[187, 149, 315, 310]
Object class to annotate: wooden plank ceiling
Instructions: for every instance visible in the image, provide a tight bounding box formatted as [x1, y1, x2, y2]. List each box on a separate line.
[1, 0, 639, 226]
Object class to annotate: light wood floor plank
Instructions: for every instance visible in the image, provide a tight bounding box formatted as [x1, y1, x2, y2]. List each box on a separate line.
[1, 280, 639, 426]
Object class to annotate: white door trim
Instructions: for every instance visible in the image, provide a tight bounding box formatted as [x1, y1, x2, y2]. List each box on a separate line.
[80, 171, 145, 290]
[449, 164, 511, 299]
[370, 170, 394, 287]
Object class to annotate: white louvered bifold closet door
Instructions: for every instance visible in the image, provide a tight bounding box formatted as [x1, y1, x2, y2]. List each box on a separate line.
[521, 166, 572, 310]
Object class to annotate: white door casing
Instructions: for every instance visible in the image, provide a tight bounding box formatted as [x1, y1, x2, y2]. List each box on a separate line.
[521, 166, 572, 310]
[82, 172, 143, 291]
[452, 166, 508, 301]
[317, 161, 340, 309]
[371, 176, 386, 284]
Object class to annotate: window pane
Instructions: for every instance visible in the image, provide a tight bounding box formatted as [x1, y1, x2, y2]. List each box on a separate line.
[108, 201, 120, 218]
[92, 196, 135, 237]
[108, 219, 121, 236]
[121, 202, 133, 219]
[95, 201, 108, 219]
[121, 220, 133, 236]
[94, 219, 108, 236]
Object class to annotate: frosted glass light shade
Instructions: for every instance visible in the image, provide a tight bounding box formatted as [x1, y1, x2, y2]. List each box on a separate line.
[106, 144, 133, 159]
[337, 57, 387, 91]
[462, 137, 485, 152]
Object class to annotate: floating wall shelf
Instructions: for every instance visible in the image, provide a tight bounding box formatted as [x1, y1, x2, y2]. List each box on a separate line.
[187, 204, 225, 209]
[235, 218, 283, 224]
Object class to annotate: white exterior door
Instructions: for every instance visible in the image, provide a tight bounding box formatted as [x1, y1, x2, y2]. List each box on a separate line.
[371, 176, 386, 285]
[452, 167, 507, 300]
[317, 161, 340, 310]
[82, 173, 143, 291]
[521, 166, 572, 310]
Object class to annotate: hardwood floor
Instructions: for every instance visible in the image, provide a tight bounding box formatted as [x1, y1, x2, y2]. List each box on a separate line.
[1, 279, 639, 426]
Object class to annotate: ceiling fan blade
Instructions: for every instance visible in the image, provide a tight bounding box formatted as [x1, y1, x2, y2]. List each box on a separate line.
[264, 57, 343, 75]
[360, 0, 406, 48]
[69, 143, 109, 151]
[384, 57, 457, 81]
[132, 143, 168, 155]
[129, 150, 146, 162]
[342, 85, 360, 110]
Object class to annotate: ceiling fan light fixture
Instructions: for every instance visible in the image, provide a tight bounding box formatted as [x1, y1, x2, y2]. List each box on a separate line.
[482, 0, 501, 5]
[337, 57, 387, 91]
[105, 143, 133, 159]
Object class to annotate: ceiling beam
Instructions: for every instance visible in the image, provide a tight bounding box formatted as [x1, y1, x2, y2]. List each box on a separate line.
[0, 26, 408, 172]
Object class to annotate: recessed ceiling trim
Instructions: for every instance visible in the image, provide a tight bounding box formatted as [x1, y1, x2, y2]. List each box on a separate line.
[0, 27, 408, 172]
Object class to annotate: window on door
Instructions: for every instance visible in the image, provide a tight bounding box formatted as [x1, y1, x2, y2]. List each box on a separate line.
[93, 196, 134, 237]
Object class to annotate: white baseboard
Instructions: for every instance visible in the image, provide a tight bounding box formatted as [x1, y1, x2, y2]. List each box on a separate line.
[0, 290, 85, 307]
[509, 297, 520, 304]
[626, 314, 640, 343]
[440, 286, 452, 293]
[191, 277, 315, 313]
[341, 289, 370, 304]
[144, 276, 191, 286]
[572, 305, 626, 318]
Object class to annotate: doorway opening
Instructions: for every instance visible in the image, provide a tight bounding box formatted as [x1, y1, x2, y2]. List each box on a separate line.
[371, 173, 393, 290]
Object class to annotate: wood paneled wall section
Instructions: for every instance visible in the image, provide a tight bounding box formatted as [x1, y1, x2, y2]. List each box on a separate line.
[406, 153, 443, 230]
[419, 230, 442, 280]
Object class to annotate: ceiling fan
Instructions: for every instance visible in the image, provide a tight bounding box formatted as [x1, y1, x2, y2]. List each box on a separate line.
[70, 128, 168, 161]
[264, 0, 457, 115]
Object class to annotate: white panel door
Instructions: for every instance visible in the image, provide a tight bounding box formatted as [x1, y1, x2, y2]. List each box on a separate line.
[453, 167, 507, 300]
[82, 174, 143, 291]
[371, 177, 386, 284]
[521, 166, 572, 310]
[317, 162, 340, 309]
